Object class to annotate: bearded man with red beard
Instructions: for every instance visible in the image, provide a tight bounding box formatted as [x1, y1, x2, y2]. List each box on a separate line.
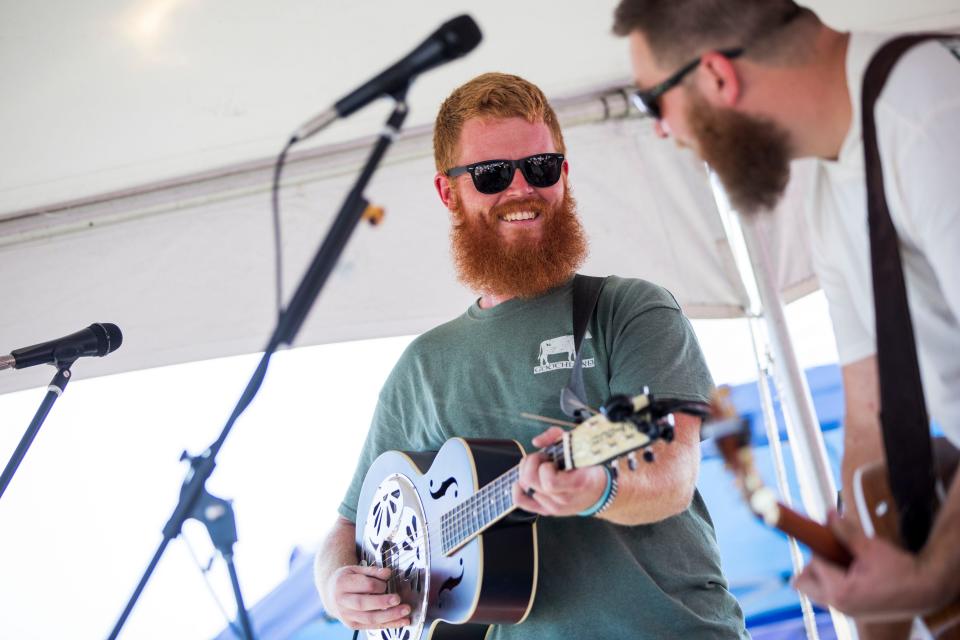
[314, 73, 747, 639]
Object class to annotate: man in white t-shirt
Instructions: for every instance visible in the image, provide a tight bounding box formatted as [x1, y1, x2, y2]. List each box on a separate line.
[612, 0, 960, 631]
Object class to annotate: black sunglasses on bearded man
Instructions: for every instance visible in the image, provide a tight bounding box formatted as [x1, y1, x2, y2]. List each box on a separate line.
[446, 153, 565, 194]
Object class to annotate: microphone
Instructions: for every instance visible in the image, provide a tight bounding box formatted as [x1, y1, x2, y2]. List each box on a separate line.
[290, 14, 482, 143]
[0, 323, 123, 371]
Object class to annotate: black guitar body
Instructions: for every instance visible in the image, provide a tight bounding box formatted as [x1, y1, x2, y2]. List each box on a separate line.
[356, 438, 537, 640]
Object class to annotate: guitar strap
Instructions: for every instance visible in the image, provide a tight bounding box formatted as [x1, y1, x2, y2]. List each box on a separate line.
[861, 33, 953, 551]
[560, 274, 607, 420]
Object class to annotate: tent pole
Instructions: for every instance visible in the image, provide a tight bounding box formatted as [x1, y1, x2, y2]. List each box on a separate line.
[746, 316, 822, 640]
[707, 171, 857, 640]
[737, 213, 836, 518]
[707, 171, 836, 518]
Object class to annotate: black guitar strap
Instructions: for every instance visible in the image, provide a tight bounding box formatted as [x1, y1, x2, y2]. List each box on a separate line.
[561, 274, 607, 420]
[861, 33, 953, 551]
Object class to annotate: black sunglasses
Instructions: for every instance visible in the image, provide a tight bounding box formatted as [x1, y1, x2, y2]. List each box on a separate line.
[630, 47, 744, 120]
[446, 153, 565, 195]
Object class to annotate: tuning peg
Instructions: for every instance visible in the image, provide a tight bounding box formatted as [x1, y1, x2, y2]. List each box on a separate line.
[627, 452, 638, 471]
[661, 425, 675, 443]
[643, 450, 655, 463]
[601, 394, 635, 422]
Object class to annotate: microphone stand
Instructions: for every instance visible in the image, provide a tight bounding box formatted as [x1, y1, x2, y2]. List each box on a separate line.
[107, 86, 411, 640]
[0, 360, 74, 501]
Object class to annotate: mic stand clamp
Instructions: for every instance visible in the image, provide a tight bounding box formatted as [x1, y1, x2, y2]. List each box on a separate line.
[177, 451, 255, 640]
[0, 360, 74, 501]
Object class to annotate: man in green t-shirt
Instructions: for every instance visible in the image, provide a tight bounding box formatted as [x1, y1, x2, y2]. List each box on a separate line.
[314, 72, 747, 639]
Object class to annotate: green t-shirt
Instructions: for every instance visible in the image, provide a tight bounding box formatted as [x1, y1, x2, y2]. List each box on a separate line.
[339, 276, 747, 639]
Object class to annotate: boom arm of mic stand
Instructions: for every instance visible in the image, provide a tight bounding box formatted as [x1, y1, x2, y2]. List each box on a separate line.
[107, 90, 412, 640]
[275, 90, 410, 348]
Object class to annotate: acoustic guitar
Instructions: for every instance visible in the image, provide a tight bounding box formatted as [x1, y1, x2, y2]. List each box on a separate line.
[353, 392, 683, 640]
[705, 389, 960, 639]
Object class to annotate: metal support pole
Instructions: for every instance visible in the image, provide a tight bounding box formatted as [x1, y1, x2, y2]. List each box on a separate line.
[747, 317, 821, 640]
[707, 171, 857, 640]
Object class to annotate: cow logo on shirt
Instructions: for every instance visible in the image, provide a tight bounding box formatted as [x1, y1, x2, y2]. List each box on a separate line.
[533, 331, 595, 374]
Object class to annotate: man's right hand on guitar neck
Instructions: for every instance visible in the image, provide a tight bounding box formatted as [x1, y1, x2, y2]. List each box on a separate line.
[315, 516, 412, 631]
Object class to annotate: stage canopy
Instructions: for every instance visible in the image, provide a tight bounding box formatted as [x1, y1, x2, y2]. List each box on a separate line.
[1, 0, 956, 395]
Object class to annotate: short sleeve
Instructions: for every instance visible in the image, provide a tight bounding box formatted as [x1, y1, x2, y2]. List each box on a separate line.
[811, 242, 877, 365]
[599, 279, 714, 404]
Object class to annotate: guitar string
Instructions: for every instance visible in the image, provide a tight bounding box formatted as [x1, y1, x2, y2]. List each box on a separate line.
[364, 462, 533, 569]
[366, 437, 637, 570]
[367, 421, 658, 569]
[362, 409, 660, 570]
[368, 398, 587, 567]
[362, 428, 610, 570]
[358, 403, 557, 569]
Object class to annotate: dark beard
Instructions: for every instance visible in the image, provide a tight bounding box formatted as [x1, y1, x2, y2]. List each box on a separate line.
[687, 91, 792, 215]
[450, 188, 588, 299]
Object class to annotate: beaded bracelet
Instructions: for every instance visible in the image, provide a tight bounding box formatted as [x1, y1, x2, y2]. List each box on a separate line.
[578, 465, 618, 517]
[596, 466, 619, 515]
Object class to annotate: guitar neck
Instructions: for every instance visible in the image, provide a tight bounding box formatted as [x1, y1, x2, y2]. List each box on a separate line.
[764, 499, 853, 567]
[707, 399, 854, 569]
[438, 403, 664, 556]
[440, 441, 566, 556]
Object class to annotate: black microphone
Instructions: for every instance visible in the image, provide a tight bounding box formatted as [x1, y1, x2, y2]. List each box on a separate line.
[0, 323, 123, 371]
[290, 14, 482, 143]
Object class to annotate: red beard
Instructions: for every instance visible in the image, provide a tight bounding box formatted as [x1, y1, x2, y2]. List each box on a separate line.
[450, 187, 588, 299]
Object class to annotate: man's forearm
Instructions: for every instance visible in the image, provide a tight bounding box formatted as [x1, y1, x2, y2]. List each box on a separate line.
[840, 357, 885, 523]
[841, 410, 885, 521]
[599, 413, 700, 526]
[314, 517, 359, 613]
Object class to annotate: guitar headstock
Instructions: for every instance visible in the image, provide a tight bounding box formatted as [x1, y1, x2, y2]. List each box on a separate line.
[702, 389, 855, 566]
[702, 388, 778, 523]
[702, 387, 753, 473]
[563, 393, 675, 470]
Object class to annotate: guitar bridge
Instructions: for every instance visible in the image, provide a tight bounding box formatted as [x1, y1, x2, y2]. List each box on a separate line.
[360, 474, 430, 639]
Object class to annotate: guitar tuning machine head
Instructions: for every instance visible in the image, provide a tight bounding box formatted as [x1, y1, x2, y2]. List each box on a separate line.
[600, 394, 635, 423]
[661, 424, 675, 443]
[655, 415, 675, 443]
[643, 450, 655, 463]
[626, 452, 638, 471]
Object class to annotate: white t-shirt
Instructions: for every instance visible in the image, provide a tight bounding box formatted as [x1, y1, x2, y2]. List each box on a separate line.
[806, 32, 960, 446]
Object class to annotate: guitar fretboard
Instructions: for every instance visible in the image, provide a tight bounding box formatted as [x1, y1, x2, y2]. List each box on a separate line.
[439, 442, 564, 555]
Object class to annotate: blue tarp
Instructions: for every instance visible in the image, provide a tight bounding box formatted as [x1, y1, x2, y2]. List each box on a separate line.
[216, 364, 846, 640]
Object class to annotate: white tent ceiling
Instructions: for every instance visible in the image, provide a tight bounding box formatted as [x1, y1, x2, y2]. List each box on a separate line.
[1, 0, 958, 396]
